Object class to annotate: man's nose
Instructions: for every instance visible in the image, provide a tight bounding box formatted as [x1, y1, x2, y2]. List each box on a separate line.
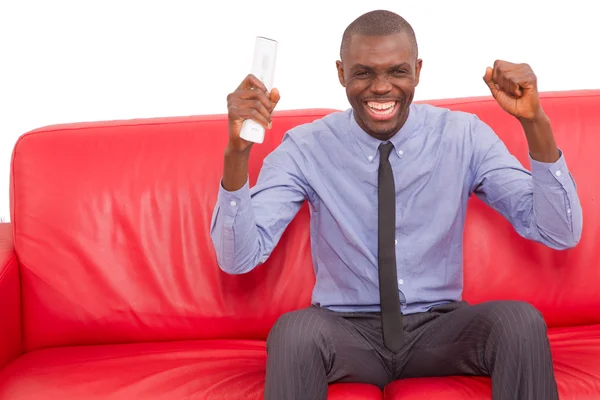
[370, 75, 393, 94]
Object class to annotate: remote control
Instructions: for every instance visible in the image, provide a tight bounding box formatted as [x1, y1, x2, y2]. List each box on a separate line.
[239, 36, 278, 144]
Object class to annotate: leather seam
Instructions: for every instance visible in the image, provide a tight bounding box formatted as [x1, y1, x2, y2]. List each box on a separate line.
[0, 254, 17, 282]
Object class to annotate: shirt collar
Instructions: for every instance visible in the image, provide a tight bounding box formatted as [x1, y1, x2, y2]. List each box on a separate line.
[349, 103, 419, 163]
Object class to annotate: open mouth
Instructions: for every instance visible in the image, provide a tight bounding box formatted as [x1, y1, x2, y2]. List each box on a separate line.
[364, 101, 398, 121]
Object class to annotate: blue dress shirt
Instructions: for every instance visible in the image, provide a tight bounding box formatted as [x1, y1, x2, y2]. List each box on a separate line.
[210, 104, 582, 314]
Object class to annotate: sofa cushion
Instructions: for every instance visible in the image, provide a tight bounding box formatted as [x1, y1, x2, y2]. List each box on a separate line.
[2, 325, 598, 399]
[383, 324, 600, 399]
[0, 340, 381, 400]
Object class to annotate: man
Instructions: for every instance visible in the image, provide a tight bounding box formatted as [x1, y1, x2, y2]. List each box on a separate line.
[211, 9, 582, 400]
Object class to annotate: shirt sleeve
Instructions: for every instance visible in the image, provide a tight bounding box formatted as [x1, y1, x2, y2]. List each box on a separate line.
[469, 118, 583, 250]
[210, 134, 311, 274]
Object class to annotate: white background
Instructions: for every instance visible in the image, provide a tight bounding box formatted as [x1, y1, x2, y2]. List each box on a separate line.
[1, 0, 598, 221]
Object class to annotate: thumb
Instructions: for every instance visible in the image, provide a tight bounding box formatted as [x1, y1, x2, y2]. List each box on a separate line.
[267, 88, 281, 130]
[483, 67, 499, 97]
[270, 87, 281, 109]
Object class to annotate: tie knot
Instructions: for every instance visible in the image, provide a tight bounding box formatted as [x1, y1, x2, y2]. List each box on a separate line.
[379, 142, 394, 163]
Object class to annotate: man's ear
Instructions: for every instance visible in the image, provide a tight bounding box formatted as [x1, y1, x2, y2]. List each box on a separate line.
[336, 60, 345, 87]
[414, 58, 423, 87]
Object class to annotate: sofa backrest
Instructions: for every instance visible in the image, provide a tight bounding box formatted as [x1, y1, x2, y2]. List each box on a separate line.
[11, 110, 331, 351]
[11, 91, 599, 351]
[437, 91, 600, 328]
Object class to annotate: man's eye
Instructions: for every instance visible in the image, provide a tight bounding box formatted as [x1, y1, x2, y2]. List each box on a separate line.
[393, 69, 408, 75]
[356, 71, 370, 77]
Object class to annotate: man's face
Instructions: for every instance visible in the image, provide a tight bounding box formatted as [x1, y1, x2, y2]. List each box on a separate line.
[336, 33, 422, 140]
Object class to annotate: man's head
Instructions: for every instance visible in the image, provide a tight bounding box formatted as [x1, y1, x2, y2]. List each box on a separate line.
[337, 10, 422, 140]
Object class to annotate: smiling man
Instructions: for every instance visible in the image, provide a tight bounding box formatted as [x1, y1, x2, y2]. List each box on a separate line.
[337, 15, 420, 141]
[211, 9, 582, 400]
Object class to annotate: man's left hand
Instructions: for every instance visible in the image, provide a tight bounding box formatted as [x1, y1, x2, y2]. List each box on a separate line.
[483, 60, 543, 121]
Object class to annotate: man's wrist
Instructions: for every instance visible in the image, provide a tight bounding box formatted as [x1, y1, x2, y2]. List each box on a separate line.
[222, 143, 251, 192]
[518, 107, 549, 126]
[225, 141, 252, 159]
[519, 110, 560, 163]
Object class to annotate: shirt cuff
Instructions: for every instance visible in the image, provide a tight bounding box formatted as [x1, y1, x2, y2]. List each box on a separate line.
[529, 149, 571, 187]
[217, 176, 252, 217]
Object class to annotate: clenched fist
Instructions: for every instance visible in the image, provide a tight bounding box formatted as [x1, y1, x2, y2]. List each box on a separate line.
[483, 60, 543, 121]
[226, 74, 280, 153]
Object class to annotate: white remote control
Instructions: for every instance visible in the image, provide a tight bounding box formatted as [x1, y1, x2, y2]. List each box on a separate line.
[239, 36, 278, 144]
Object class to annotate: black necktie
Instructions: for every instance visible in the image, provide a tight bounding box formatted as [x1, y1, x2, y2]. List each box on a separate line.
[378, 142, 404, 352]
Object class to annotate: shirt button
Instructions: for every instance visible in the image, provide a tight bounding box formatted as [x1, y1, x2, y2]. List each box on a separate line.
[230, 201, 237, 207]
[395, 239, 398, 245]
[567, 208, 572, 214]
[398, 279, 404, 285]
[555, 170, 562, 177]
[401, 304, 407, 309]
[367, 155, 373, 161]
[398, 149, 404, 156]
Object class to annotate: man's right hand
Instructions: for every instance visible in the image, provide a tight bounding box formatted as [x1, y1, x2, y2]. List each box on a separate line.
[226, 74, 280, 153]
[221, 75, 280, 192]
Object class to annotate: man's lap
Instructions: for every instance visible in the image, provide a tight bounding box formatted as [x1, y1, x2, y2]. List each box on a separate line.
[267, 300, 547, 383]
[266, 305, 394, 388]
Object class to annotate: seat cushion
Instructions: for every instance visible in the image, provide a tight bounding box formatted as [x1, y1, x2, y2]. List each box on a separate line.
[0, 339, 381, 399]
[383, 324, 600, 399]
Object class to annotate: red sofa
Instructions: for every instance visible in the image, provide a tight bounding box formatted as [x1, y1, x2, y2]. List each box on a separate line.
[0, 90, 599, 399]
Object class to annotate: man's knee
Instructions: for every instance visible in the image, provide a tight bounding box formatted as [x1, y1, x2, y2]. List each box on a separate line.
[266, 307, 334, 354]
[489, 301, 548, 341]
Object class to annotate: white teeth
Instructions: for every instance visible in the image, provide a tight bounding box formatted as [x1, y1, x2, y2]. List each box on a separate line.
[367, 101, 395, 114]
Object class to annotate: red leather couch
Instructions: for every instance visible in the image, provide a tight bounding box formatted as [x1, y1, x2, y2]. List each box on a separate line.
[1, 90, 599, 399]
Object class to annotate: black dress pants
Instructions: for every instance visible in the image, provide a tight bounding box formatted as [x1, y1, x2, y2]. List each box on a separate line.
[264, 300, 558, 400]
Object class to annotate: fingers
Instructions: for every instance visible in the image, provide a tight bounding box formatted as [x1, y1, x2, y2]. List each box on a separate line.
[235, 89, 274, 113]
[228, 97, 272, 129]
[228, 77, 280, 133]
[492, 64, 521, 98]
[237, 103, 271, 128]
[485, 60, 535, 98]
[236, 73, 268, 93]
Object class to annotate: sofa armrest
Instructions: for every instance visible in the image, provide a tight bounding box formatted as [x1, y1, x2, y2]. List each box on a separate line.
[0, 222, 21, 370]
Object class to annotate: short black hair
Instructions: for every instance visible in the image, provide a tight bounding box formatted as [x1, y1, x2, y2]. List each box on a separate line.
[340, 10, 418, 61]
